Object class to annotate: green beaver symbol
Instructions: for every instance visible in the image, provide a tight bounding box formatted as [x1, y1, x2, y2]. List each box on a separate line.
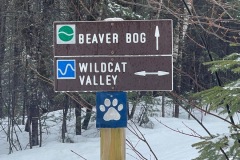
[58, 26, 74, 42]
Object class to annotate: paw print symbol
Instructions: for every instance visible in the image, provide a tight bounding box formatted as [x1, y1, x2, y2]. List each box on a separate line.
[99, 98, 123, 121]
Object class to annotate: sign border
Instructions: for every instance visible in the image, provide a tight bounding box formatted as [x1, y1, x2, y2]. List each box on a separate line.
[54, 55, 173, 92]
[53, 19, 173, 57]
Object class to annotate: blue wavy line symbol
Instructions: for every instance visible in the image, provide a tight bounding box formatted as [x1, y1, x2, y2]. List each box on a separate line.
[58, 64, 75, 75]
[57, 60, 76, 79]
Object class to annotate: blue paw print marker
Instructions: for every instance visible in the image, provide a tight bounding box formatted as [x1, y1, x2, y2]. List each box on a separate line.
[57, 60, 76, 79]
[96, 92, 127, 128]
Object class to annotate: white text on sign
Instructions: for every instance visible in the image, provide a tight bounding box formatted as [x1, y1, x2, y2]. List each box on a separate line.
[78, 33, 146, 44]
[78, 62, 127, 86]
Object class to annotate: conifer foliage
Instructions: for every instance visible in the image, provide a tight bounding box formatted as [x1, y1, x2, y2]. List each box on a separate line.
[192, 53, 240, 159]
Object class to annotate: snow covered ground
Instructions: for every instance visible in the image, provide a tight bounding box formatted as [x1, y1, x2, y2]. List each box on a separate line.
[0, 101, 230, 160]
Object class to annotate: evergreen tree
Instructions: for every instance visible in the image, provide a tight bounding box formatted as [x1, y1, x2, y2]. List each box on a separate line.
[192, 53, 240, 159]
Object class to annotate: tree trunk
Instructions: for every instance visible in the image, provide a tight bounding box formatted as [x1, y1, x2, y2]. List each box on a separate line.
[82, 106, 92, 130]
[129, 102, 137, 120]
[24, 111, 30, 132]
[173, 0, 192, 118]
[22, 59, 28, 125]
[62, 95, 69, 143]
[0, 1, 6, 118]
[162, 92, 165, 117]
[31, 106, 39, 146]
[129, 92, 141, 120]
[75, 105, 82, 135]
[0, 16, 5, 118]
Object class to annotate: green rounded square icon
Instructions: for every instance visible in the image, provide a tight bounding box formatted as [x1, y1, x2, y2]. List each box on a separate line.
[56, 24, 76, 44]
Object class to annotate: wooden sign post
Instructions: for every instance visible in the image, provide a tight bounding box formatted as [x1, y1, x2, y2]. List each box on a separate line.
[101, 128, 125, 160]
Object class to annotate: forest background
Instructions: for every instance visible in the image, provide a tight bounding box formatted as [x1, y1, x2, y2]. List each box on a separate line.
[0, 0, 240, 159]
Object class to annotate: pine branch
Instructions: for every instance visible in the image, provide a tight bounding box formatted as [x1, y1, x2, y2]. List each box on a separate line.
[168, 89, 229, 160]
[168, 91, 239, 129]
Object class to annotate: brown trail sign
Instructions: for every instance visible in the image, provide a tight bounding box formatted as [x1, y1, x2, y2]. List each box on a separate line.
[54, 20, 173, 92]
[53, 20, 172, 56]
[54, 56, 172, 92]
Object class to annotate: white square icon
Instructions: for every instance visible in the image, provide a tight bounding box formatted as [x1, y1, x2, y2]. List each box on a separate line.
[56, 24, 76, 44]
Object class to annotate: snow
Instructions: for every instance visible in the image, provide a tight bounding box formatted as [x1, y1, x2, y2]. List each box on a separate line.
[104, 18, 123, 21]
[0, 102, 231, 160]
